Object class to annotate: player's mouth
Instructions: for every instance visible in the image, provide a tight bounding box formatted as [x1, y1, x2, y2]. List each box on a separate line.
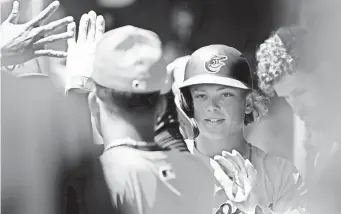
[204, 118, 225, 125]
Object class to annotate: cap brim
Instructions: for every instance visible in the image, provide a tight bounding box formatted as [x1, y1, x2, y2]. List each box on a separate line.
[179, 74, 250, 89]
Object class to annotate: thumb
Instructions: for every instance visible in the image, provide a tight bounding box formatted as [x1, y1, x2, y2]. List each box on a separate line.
[6, 1, 20, 24]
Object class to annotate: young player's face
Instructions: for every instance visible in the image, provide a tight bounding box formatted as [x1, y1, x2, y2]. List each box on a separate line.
[273, 63, 341, 138]
[190, 84, 246, 139]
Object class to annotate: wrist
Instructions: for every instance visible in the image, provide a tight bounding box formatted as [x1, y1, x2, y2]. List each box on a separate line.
[65, 75, 94, 94]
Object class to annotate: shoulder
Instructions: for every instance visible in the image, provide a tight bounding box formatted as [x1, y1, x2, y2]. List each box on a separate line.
[164, 150, 216, 203]
[83, 149, 141, 206]
[251, 145, 299, 177]
[99, 147, 188, 178]
[168, 149, 212, 171]
[165, 149, 216, 196]
[251, 145, 303, 191]
[100, 147, 150, 174]
[81, 157, 129, 213]
[250, 145, 306, 212]
[100, 146, 214, 184]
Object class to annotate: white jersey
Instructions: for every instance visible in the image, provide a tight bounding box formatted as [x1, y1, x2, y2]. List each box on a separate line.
[186, 140, 306, 213]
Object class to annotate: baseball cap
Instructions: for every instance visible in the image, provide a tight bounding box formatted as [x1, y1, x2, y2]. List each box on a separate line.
[92, 25, 167, 93]
[180, 45, 252, 89]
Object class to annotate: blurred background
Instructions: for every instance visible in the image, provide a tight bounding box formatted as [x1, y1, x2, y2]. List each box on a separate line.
[3, 0, 340, 213]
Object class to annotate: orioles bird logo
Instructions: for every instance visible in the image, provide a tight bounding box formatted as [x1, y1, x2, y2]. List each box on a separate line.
[205, 54, 228, 73]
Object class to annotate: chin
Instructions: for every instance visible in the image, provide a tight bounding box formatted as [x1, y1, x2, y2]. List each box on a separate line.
[202, 129, 230, 140]
[199, 127, 225, 139]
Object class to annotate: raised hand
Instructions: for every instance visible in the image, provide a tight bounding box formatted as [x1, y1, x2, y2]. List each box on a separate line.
[65, 11, 105, 93]
[1, 1, 74, 66]
[212, 150, 259, 213]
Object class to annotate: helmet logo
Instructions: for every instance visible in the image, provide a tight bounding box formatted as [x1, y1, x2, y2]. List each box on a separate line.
[205, 54, 228, 73]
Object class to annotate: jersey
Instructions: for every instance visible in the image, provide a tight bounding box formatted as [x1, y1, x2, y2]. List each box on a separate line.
[81, 146, 215, 214]
[186, 140, 307, 213]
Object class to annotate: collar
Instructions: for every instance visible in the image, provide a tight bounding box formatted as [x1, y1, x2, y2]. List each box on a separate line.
[186, 139, 252, 169]
[185, 139, 215, 172]
[105, 137, 159, 151]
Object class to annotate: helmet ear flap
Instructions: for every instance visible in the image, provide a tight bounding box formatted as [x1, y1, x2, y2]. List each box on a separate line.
[179, 92, 191, 114]
[174, 92, 200, 140]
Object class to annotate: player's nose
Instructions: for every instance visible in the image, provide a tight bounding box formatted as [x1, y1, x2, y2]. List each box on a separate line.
[205, 100, 220, 112]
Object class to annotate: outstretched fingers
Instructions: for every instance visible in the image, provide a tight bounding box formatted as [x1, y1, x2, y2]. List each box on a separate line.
[26, 1, 60, 28]
[6, 1, 20, 24]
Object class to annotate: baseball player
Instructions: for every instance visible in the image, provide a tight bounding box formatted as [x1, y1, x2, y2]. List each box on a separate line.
[256, 26, 341, 213]
[173, 44, 307, 213]
[73, 26, 216, 214]
[64, 11, 189, 152]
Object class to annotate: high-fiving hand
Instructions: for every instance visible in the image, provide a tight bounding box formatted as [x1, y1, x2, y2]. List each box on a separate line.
[211, 150, 259, 213]
[65, 11, 105, 93]
[1, 1, 74, 66]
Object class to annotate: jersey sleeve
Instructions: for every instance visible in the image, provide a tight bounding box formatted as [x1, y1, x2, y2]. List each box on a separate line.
[262, 155, 307, 213]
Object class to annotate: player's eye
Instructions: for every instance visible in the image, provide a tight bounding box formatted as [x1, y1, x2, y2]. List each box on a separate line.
[194, 94, 206, 99]
[222, 93, 234, 98]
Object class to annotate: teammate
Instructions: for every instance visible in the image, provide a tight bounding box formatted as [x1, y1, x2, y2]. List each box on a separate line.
[73, 26, 215, 214]
[64, 11, 189, 152]
[256, 26, 341, 156]
[174, 45, 306, 213]
[256, 26, 341, 213]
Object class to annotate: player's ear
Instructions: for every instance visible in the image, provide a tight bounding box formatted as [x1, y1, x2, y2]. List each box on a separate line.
[88, 90, 100, 118]
[245, 92, 253, 114]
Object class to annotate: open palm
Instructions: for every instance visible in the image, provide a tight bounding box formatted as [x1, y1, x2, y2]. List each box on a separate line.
[1, 1, 74, 66]
[212, 150, 259, 213]
[65, 11, 105, 93]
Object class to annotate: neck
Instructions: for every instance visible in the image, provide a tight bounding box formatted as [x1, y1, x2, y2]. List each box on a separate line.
[196, 131, 247, 158]
[100, 114, 155, 148]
